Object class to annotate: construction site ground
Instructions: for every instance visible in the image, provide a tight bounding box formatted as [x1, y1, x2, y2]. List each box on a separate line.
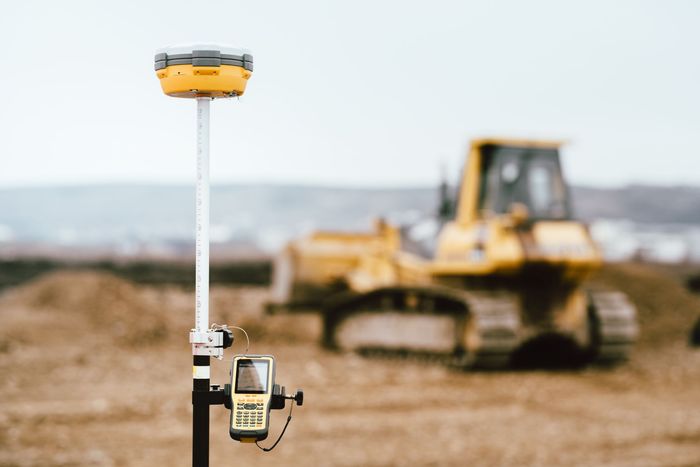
[1, 263, 699, 466]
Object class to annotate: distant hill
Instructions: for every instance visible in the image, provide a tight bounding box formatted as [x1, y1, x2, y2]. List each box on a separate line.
[572, 185, 700, 224]
[0, 185, 435, 252]
[0, 184, 699, 255]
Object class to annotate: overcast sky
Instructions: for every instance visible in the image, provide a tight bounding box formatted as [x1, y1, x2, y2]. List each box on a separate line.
[1, 0, 698, 188]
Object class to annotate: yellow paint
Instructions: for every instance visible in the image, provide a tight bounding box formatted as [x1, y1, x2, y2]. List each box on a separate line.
[156, 64, 252, 98]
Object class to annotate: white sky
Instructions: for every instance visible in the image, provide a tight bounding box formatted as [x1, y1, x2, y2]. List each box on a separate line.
[0, 0, 698, 188]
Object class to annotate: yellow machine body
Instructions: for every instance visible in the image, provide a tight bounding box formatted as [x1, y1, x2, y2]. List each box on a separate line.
[270, 138, 638, 368]
[270, 220, 401, 304]
[156, 64, 252, 98]
[430, 138, 601, 280]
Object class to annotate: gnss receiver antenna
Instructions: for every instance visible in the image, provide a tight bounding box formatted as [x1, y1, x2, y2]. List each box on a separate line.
[155, 44, 303, 467]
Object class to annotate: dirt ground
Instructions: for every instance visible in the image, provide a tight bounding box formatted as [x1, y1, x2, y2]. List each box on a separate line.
[1, 264, 700, 467]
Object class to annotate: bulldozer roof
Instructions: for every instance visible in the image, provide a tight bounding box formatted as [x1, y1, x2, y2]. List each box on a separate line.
[471, 138, 566, 150]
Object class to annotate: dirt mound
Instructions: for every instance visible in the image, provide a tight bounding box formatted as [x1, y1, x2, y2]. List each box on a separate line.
[593, 263, 700, 346]
[3, 270, 170, 346]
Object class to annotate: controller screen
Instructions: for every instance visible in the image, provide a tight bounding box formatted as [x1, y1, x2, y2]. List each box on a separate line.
[235, 359, 269, 394]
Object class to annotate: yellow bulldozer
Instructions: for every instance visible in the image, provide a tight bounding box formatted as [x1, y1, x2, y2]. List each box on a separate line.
[269, 138, 638, 368]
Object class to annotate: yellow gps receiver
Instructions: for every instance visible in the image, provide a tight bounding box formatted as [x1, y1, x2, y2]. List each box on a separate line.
[154, 44, 253, 98]
[225, 355, 303, 449]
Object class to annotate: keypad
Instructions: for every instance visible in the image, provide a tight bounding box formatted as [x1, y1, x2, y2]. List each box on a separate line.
[234, 398, 265, 429]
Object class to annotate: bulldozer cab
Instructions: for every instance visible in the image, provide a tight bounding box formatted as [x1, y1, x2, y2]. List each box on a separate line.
[454, 140, 571, 225]
[477, 144, 570, 221]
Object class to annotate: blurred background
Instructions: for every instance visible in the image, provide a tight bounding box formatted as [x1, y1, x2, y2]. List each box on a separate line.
[1, 1, 700, 466]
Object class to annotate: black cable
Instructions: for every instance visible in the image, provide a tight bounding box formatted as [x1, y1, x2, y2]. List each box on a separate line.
[256, 403, 294, 452]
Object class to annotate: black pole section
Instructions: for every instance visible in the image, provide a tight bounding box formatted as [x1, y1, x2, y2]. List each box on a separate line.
[193, 355, 210, 467]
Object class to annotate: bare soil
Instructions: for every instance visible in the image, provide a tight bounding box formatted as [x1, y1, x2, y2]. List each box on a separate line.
[1, 265, 700, 467]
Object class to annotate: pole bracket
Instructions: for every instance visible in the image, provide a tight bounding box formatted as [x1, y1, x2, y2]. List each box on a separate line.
[189, 329, 234, 358]
[193, 385, 227, 406]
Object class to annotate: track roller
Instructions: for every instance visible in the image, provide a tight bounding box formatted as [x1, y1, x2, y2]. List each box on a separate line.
[587, 291, 639, 364]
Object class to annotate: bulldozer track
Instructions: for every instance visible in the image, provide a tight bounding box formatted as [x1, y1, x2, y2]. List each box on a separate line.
[462, 292, 521, 368]
[322, 286, 521, 369]
[587, 291, 638, 364]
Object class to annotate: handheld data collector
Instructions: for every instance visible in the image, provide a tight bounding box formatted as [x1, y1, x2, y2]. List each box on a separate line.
[229, 355, 275, 442]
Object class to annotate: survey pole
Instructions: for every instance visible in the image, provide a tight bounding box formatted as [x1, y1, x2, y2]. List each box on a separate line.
[195, 96, 211, 333]
[154, 44, 254, 467]
[193, 96, 211, 467]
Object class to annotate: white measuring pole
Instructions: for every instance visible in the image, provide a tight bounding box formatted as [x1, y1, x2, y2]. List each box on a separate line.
[195, 97, 211, 333]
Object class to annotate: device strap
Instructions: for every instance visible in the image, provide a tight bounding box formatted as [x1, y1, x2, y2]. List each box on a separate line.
[256, 403, 294, 452]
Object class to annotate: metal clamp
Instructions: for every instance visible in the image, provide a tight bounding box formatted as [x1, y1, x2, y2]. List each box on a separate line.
[189, 328, 234, 358]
